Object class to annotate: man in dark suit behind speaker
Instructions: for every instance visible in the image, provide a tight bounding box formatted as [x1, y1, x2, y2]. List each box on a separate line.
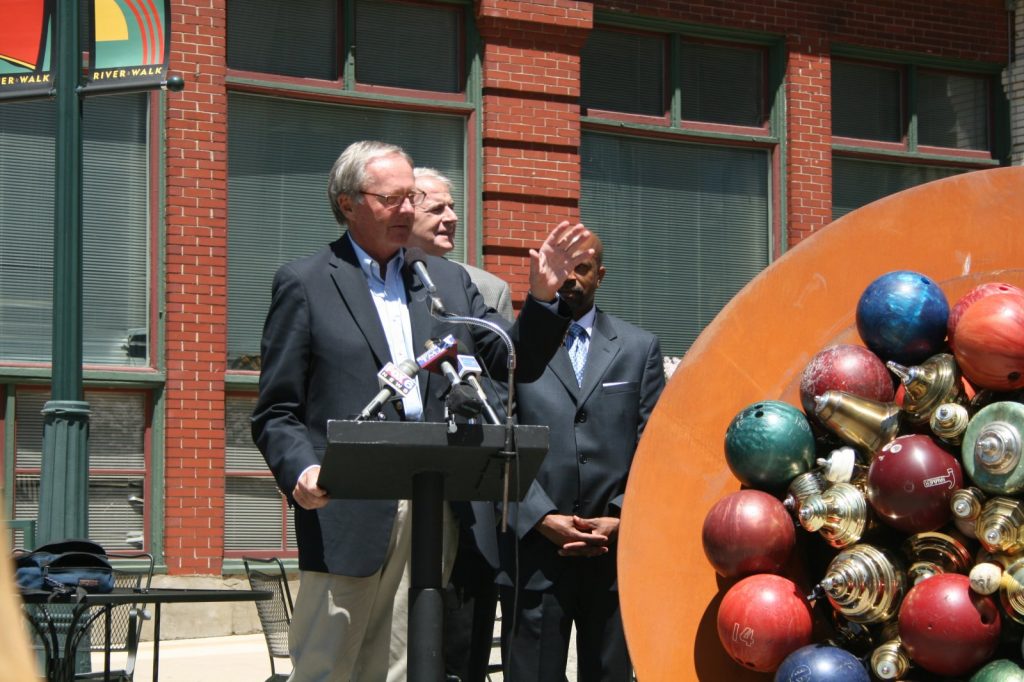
[499, 232, 665, 682]
[251, 139, 593, 681]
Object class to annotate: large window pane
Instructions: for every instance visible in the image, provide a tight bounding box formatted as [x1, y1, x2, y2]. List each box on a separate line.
[581, 29, 665, 116]
[0, 94, 149, 365]
[832, 157, 968, 219]
[680, 42, 764, 126]
[227, 93, 466, 368]
[832, 61, 902, 142]
[227, 0, 338, 80]
[356, 0, 461, 92]
[917, 71, 989, 151]
[225, 396, 294, 552]
[580, 133, 770, 356]
[13, 389, 148, 550]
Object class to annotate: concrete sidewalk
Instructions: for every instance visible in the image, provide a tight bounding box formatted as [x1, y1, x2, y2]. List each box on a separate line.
[92, 633, 517, 681]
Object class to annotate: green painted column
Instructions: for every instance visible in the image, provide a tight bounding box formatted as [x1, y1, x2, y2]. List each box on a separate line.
[37, 0, 90, 544]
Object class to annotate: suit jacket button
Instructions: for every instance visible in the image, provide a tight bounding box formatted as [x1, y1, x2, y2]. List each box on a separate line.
[579, 454, 588, 463]
[575, 410, 587, 423]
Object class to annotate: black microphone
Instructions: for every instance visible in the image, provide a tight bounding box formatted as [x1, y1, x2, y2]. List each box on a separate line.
[356, 359, 419, 421]
[405, 246, 446, 314]
[445, 383, 484, 419]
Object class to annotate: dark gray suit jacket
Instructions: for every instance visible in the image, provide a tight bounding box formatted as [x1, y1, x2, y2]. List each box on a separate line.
[251, 235, 569, 576]
[499, 308, 665, 591]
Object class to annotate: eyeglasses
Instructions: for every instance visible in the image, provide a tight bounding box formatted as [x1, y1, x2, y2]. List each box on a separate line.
[360, 190, 427, 208]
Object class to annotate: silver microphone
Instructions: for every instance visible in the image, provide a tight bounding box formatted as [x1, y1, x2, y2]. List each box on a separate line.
[456, 354, 500, 425]
[356, 359, 419, 421]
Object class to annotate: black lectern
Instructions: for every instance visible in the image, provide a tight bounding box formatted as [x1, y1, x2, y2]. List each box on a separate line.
[320, 420, 548, 682]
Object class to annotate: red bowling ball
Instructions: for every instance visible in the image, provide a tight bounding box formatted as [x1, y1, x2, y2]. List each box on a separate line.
[953, 292, 1024, 391]
[867, 434, 962, 533]
[948, 282, 1024, 351]
[702, 490, 796, 578]
[799, 344, 895, 418]
[716, 573, 813, 673]
[899, 573, 1001, 677]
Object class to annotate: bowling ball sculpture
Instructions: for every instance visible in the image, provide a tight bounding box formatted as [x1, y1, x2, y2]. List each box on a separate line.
[702, 489, 795, 578]
[774, 644, 871, 682]
[856, 270, 950, 367]
[724, 400, 816, 492]
[716, 573, 814, 673]
[701, 268, 1024, 678]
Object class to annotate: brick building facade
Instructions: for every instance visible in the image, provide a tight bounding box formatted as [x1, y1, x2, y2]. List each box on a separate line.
[0, 1, 1016, 613]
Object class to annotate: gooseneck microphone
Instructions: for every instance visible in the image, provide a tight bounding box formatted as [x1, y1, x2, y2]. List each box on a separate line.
[405, 247, 446, 314]
[356, 358, 420, 421]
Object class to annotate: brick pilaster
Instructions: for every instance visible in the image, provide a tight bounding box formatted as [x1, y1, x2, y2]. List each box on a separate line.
[164, 0, 228, 574]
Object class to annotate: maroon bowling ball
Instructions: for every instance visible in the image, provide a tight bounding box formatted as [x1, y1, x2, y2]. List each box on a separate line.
[799, 344, 895, 418]
[867, 434, 962, 533]
[899, 573, 1001, 677]
[702, 490, 796, 578]
[948, 282, 1024, 352]
[717, 573, 814, 673]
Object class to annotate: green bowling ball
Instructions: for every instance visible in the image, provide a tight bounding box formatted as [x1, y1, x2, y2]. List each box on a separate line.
[724, 400, 816, 492]
[971, 659, 1024, 681]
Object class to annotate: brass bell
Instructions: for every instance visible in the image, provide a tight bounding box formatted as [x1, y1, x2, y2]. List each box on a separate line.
[901, 531, 972, 585]
[783, 469, 828, 514]
[976, 496, 1024, 554]
[887, 353, 967, 425]
[930, 402, 970, 445]
[815, 543, 906, 624]
[814, 390, 901, 456]
[950, 486, 987, 538]
[797, 482, 869, 548]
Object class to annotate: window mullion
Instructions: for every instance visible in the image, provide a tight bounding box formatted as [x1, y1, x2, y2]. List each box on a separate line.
[669, 33, 681, 128]
[906, 63, 918, 152]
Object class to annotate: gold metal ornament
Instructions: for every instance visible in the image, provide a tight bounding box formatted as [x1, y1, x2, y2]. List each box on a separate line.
[797, 482, 869, 548]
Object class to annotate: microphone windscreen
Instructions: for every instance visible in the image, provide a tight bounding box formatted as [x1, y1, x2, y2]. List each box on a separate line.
[405, 246, 428, 266]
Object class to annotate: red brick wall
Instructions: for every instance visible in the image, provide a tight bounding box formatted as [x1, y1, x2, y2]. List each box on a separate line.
[158, 0, 1007, 574]
[164, 0, 228, 574]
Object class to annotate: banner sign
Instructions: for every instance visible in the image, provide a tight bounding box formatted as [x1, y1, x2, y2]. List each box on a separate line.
[0, 0, 170, 101]
[0, 0, 54, 100]
[84, 0, 170, 94]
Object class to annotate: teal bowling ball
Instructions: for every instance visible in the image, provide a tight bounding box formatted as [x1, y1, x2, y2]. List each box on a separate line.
[725, 400, 816, 492]
[856, 270, 950, 366]
[971, 659, 1024, 681]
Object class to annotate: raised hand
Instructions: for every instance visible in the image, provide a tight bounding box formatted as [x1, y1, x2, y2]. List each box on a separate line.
[528, 220, 594, 301]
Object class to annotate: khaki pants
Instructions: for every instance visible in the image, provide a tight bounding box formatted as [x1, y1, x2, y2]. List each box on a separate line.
[288, 500, 412, 682]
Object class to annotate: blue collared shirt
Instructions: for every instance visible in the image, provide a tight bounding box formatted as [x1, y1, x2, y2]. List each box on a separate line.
[349, 235, 423, 421]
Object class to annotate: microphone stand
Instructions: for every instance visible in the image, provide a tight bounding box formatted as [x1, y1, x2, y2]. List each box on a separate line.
[429, 308, 518, 531]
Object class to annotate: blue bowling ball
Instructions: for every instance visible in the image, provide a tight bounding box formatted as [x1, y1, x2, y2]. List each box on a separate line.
[775, 644, 870, 681]
[856, 270, 949, 366]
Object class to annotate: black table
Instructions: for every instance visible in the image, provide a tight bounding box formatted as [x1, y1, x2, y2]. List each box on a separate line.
[21, 587, 272, 682]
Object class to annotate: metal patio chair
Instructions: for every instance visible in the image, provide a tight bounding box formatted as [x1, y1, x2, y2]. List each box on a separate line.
[243, 557, 294, 682]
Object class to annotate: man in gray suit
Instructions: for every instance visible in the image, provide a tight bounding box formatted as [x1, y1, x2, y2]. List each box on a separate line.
[389, 167, 511, 682]
[252, 140, 593, 681]
[499, 232, 665, 682]
[409, 167, 513, 319]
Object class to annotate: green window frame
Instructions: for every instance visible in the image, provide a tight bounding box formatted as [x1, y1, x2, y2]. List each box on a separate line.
[224, 0, 479, 556]
[831, 51, 1008, 220]
[0, 94, 152, 366]
[9, 387, 151, 552]
[579, 17, 781, 357]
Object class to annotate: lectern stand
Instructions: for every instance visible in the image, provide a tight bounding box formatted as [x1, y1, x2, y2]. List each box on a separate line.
[320, 420, 548, 682]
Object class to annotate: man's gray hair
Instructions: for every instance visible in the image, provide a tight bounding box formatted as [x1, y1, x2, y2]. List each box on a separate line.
[413, 167, 452, 192]
[327, 141, 413, 226]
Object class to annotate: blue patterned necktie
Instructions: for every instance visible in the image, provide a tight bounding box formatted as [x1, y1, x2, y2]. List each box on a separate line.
[565, 323, 588, 386]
